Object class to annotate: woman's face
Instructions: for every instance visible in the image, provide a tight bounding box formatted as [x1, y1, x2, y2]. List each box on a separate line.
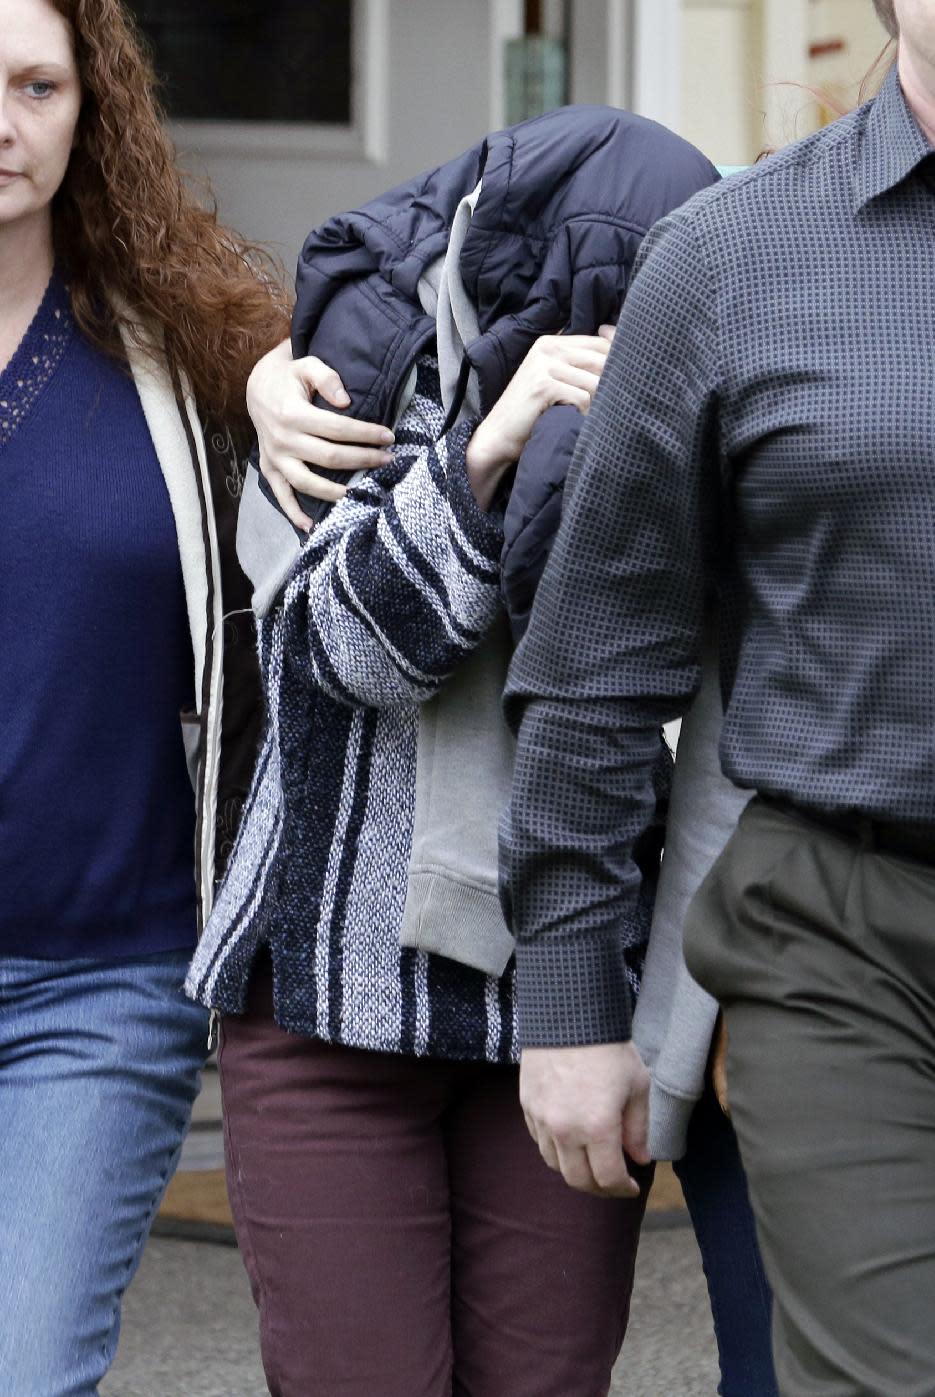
[0, 0, 81, 240]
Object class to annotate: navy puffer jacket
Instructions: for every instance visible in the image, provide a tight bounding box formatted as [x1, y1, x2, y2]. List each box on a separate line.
[289, 103, 718, 625]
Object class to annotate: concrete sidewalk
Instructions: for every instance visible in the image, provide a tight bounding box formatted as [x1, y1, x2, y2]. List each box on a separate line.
[101, 1220, 719, 1396]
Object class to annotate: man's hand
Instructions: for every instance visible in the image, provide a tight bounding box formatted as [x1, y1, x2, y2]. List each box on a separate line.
[247, 339, 395, 530]
[519, 1042, 652, 1197]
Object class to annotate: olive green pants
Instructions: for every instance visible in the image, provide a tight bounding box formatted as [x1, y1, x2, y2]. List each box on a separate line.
[685, 798, 935, 1397]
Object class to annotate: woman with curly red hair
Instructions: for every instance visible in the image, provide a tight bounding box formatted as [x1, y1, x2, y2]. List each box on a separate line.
[0, 0, 384, 1389]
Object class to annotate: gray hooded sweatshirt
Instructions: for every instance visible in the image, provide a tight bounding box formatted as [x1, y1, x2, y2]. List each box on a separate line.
[633, 641, 752, 1158]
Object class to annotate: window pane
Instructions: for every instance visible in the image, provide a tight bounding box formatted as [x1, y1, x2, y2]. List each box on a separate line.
[126, 1, 352, 123]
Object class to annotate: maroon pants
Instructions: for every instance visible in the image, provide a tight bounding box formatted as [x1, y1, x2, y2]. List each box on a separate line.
[219, 965, 652, 1397]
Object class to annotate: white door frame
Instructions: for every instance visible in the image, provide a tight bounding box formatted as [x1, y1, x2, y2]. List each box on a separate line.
[633, 0, 682, 130]
[489, 0, 682, 133]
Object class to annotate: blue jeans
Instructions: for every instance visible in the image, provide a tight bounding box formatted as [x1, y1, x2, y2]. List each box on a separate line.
[0, 952, 207, 1396]
[674, 1084, 779, 1397]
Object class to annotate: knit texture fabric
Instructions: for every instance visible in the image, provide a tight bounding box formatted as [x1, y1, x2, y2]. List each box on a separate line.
[0, 283, 69, 449]
[188, 359, 517, 1062]
[0, 271, 197, 959]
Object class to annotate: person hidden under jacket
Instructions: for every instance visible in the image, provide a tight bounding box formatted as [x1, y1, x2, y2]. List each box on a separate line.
[194, 103, 736, 1157]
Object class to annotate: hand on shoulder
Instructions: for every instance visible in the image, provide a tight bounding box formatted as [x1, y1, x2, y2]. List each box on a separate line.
[247, 338, 395, 530]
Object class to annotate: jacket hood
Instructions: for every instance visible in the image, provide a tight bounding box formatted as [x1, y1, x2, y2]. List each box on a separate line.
[459, 104, 718, 406]
[292, 104, 718, 418]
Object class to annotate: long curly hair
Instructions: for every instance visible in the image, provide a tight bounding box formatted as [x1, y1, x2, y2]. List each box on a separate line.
[51, 0, 291, 424]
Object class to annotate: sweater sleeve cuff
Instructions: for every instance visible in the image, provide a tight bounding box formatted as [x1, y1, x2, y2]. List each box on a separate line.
[444, 420, 506, 561]
[514, 935, 636, 1047]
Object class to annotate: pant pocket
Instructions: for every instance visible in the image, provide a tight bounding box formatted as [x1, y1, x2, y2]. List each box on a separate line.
[683, 799, 801, 1003]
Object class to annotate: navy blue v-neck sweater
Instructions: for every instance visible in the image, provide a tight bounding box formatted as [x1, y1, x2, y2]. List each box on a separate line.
[0, 273, 197, 959]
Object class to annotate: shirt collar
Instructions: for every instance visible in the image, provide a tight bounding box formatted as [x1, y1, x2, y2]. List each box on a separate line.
[855, 63, 934, 210]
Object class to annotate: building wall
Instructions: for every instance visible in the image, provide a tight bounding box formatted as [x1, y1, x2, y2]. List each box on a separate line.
[678, 0, 893, 165]
[177, 0, 518, 266]
[681, 0, 758, 166]
[809, 0, 895, 106]
[179, 0, 895, 271]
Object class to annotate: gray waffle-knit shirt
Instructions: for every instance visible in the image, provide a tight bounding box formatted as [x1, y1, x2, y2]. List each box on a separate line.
[502, 63, 935, 1046]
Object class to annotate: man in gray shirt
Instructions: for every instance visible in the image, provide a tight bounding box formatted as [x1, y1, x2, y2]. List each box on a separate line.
[503, 0, 935, 1389]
